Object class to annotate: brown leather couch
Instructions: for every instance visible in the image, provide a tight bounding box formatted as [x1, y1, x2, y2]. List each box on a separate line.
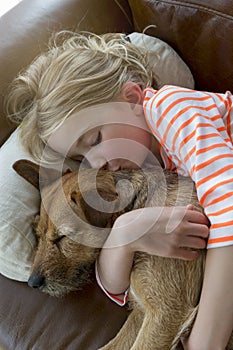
[0, 1, 233, 349]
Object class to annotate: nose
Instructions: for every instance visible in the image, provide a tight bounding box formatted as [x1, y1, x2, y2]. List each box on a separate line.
[106, 160, 120, 171]
[85, 153, 107, 170]
[86, 158, 120, 171]
[28, 273, 45, 289]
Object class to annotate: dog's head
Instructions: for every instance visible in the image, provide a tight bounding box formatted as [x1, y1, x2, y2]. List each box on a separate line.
[13, 160, 150, 296]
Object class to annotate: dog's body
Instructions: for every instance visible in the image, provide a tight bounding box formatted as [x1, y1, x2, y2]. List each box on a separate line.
[13, 160, 233, 350]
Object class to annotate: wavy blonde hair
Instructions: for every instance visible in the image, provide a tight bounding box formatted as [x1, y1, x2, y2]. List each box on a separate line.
[6, 31, 155, 162]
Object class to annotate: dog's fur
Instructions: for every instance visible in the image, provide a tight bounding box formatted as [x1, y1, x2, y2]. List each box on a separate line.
[13, 160, 233, 350]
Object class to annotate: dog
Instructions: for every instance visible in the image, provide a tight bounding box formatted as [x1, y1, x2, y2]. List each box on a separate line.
[13, 159, 233, 350]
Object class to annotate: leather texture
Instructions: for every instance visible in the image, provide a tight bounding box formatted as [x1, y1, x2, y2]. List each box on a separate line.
[0, 0, 233, 349]
[0, 273, 129, 350]
[128, 0, 233, 92]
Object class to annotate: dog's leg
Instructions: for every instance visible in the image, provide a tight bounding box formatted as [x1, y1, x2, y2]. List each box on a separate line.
[130, 310, 185, 350]
[99, 308, 144, 350]
[129, 312, 162, 350]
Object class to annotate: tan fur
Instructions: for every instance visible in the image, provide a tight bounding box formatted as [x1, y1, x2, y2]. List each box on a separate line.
[13, 160, 233, 350]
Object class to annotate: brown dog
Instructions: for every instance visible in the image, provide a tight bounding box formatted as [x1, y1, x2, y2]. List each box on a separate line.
[13, 159, 233, 350]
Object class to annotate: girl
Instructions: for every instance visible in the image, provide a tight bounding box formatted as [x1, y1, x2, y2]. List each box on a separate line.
[7, 31, 233, 349]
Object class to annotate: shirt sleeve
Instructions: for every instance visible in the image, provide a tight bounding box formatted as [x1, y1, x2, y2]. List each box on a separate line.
[95, 261, 129, 306]
[144, 85, 233, 249]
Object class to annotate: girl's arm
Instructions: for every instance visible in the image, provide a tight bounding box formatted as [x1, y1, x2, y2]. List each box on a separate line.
[97, 205, 209, 295]
[184, 245, 233, 350]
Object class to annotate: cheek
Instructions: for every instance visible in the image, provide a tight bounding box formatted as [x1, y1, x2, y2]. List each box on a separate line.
[130, 128, 151, 149]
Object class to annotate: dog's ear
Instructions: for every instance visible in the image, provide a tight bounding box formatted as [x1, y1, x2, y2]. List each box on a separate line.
[13, 159, 61, 190]
[13, 160, 40, 189]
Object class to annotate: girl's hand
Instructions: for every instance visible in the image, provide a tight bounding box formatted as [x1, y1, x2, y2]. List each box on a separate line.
[110, 205, 209, 261]
[98, 205, 209, 294]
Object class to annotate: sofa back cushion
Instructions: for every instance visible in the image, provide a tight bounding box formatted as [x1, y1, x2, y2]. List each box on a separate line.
[128, 0, 233, 92]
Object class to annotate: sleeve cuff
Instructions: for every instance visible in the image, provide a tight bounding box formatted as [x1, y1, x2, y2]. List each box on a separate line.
[95, 261, 128, 306]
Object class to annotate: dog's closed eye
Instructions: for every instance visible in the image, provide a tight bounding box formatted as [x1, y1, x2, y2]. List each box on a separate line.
[70, 191, 79, 205]
[53, 235, 66, 244]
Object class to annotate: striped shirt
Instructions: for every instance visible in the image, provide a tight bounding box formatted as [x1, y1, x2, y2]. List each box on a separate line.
[96, 84, 233, 306]
[144, 85, 233, 249]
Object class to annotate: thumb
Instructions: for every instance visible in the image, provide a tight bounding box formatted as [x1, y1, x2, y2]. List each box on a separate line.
[186, 204, 194, 210]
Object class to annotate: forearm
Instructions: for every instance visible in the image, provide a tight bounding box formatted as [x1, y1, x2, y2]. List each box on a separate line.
[96, 210, 142, 294]
[187, 245, 233, 350]
[97, 244, 134, 294]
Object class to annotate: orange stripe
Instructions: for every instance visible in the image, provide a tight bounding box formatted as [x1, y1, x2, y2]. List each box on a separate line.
[143, 87, 155, 112]
[215, 93, 228, 108]
[211, 220, 233, 229]
[195, 153, 233, 172]
[197, 133, 222, 141]
[206, 192, 233, 207]
[218, 126, 227, 132]
[108, 292, 128, 303]
[176, 129, 195, 154]
[196, 143, 233, 156]
[175, 122, 213, 154]
[163, 105, 216, 143]
[177, 124, 228, 156]
[156, 95, 211, 129]
[149, 95, 157, 121]
[172, 115, 198, 152]
[211, 114, 222, 121]
[208, 205, 233, 217]
[200, 178, 233, 205]
[155, 88, 196, 108]
[144, 112, 163, 143]
[226, 96, 232, 142]
[184, 145, 196, 163]
[196, 164, 233, 187]
[147, 86, 175, 122]
[208, 235, 233, 245]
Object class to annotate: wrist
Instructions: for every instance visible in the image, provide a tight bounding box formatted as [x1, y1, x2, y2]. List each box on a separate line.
[104, 211, 144, 250]
[98, 243, 134, 294]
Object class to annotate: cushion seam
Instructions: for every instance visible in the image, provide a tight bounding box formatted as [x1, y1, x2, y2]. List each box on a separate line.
[151, 0, 233, 21]
[0, 218, 35, 249]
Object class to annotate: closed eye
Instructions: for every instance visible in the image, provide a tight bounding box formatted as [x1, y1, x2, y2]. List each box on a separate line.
[91, 131, 102, 146]
[53, 235, 66, 245]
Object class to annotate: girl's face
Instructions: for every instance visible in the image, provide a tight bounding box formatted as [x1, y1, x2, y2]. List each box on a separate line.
[68, 122, 152, 170]
[47, 101, 155, 170]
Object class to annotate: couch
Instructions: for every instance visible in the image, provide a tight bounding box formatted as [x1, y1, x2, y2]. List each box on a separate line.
[0, 0, 233, 349]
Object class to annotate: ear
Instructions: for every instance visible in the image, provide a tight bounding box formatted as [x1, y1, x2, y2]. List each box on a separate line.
[13, 159, 40, 189]
[120, 82, 144, 106]
[13, 159, 61, 190]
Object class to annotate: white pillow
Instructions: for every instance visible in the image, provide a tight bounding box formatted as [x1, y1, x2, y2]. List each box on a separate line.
[0, 128, 79, 281]
[128, 32, 194, 89]
[0, 33, 194, 282]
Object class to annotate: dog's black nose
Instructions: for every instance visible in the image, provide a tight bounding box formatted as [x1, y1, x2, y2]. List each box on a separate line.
[28, 273, 45, 289]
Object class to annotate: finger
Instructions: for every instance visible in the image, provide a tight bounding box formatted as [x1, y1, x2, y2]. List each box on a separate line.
[185, 209, 210, 225]
[186, 223, 209, 239]
[181, 235, 207, 250]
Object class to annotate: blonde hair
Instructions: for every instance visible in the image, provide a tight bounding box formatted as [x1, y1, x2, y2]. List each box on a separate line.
[6, 31, 156, 162]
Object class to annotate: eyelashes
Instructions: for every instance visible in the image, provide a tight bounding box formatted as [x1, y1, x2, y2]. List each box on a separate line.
[91, 131, 102, 146]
